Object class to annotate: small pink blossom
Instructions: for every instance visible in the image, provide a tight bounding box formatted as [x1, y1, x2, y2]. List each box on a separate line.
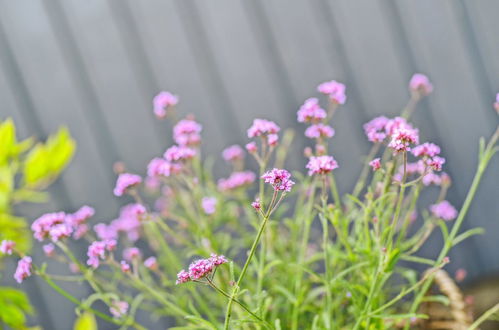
[147, 158, 170, 177]
[305, 124, 335, 139]
[72, 224, 89, 240]
[247, 119, 280, 138]
[14, 256, 32, 283]
[43, 243, 55, 257]
[422, 172, 442, 186]
[201, 197, 217, 215]
[412, 142, 441, 158]
[267, 134, 279, 147]
[306, 156, 338, 176]
[110, 301, 129, 318]
[427, 156, 445, 172]
[176, 254, 228, 284]
[430, 200, 458, 221]
[49, 223, 73, 242]
[173, 119, 202, 146]
[218, 171, 256, 191]
[87, 241, 107, 268]
[222, 145, 245, 162]
[153, 91, 178, 119]
[0, 240, 15, 255]
[317, 80, 347, 104]
[105, 239, 117, 252]
[164, 145, 196, 162]
[31, 212, 66, 241]
[123, 247, 141, 261]
[369, 158, 381, 171]
[120, 260, 131, 273]
[176, 270, 190, 284]
[363, 116, 389, 143]
[209, 253, 228, 266]
[388, 128, 419, 152]
[66, 205, 95, 227]
[251, 199, 261, 211]
[245, 142, 257, 153]
[297, 98, 327, 123]
[262, 168, 295, 192]
[384, 117, 412, 137]
[409, 73, 433, 95]
[144, 257, 158, 270]
[113, 173, 142, 197]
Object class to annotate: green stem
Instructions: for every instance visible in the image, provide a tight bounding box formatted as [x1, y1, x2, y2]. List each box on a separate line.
[352, 143, 380, 198]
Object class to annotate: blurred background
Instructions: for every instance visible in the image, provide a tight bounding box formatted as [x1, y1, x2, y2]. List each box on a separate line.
[0, 0, 498, 328]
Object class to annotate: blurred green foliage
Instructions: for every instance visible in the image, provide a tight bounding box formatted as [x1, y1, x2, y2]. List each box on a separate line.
[0, 118, 75, 329]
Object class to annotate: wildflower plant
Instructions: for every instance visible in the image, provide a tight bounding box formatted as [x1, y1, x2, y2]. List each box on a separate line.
[2, 76, 498, 329]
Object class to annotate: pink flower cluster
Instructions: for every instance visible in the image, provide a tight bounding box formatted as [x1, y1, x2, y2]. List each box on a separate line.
[305, 124, 335, 139]
[388, 127, 420, 152]
[412, 142, 441, 158]
[430, 200, 458, 221]
[409, 73, 433, 95]
[297, 98, 327, 123]
[123, 247, 141, 261]
[317, 80, 347, 104]
[369, 158, 381, 171]
[0, 240, 15, 255]
[94, 203, 146, 242]
[363, 116, 389, 143]
[14, 256, 32, 283]
[153, 91, 178, 119]
[222, 145, 245, 162]
[176, 254, 228, 284]
[114, 173, 142, 197]
[147, 157, 182, 177]
[247, 119, 280, 138]
[87, 240, 116, 269]
[173, 119, 202, 146]
[306, 156, 338, 176]
[262, 168, 295, 192]
[31, 206, 95, 242]
[201, 197, 217, 215]
[164, 145, 196, 162]
[218, 171, 256, 191]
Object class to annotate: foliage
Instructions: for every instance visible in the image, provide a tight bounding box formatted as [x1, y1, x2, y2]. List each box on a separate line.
[0, 118, 75, 328]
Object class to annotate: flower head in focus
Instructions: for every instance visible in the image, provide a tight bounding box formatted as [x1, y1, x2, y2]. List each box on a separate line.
[262, 168, 295, 192]
[176, 254, 228, 284]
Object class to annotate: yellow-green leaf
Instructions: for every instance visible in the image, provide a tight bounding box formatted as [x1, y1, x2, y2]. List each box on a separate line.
[73, 312, 97, 330]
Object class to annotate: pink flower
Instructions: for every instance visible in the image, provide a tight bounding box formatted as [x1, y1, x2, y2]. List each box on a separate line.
[317, 80, 347, 104]
[14, 256, 32, 283]
[110, 301, 129, 318]
[363, 116, 389, 143]
[426, 156, 445, 172]
[412, 142, 441, 158]
[87, 241, 107, 268]
[494, 93, 499, 113]
[48, 223, 73, 242]
[297, 98, 327, 123]
[245, 142, 257, 153]
[66, 205, 95, 227]
[144, 257, 158, 270]
[176, 270, 190, 284]
[306, 156, 338, 176]
[422, 172, 442, 186]
[153, 91, 178, 119]
[173, 119, 202, 146]
[369, 158, 381, 171]
[388, 128, 419, 152]
[43, 243, 55, 257]
[94, 223, 118, 241]
[430, 200, 458, 221]
[262, 168, 295, 192]
[305, 124, 335, 139]
[201, 197, 217, 215]
[222, 145, 245, 162]
[113, 173, 142, 197]
[247, 119, 280, 138]
[251, 199, 261, 211]
[164, 145, 196, 162]
[209, 253, 228, 266]
[267, 134, 279, 147]
[384, 117, 412, 137]
[120, 260, 131, 273]
[0, 240, 15, 255]
[218, 171, 256, 191]
[123, 247, 141, 261]
[147, 158, 169, 177]
[105, 239, 117, 252]
[31, 212, 66, 241]
[409, 73, 433, 95]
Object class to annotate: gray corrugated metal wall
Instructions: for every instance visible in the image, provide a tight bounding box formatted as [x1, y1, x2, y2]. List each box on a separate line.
[0, 1, 498, 329]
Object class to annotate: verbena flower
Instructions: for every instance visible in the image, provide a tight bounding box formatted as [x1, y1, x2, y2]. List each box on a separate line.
[176, 270, 190, 284]
[123, 247, 141, 261]
[430, 200, 458, 221]
[144, 257, 158, 270]
[262, 168, 295, 192]
[173, 119, 202, 146]
[388, 128, 419, 152]
[218, 171, 256, 191]
[409, 73, 433, 95]
[0, 240, 15, 255]
[222, 145, 244, 162]
[176, 254, 228, 284]
[317, 80, 347, 104]
[153, 91, 178, 119]
[247, 119, 280, 138]
[164, 145, 196, 162]
[369, 158, 381, 171]
[201, 197, 217, 215]
[31, 212, 67, 242]
[297, 98, 327, 123]
[245, 142, 257, 153]
[305, 124, 335, 139]
[87, 241, 107, 268]
[120, 260, 131, 273]
[251, 199, 261, 211]
[267, 134, 279, 147]
[66, 205, 95, 227]
[306, 156, 338, 176]
[426, 156, 445, 172]
[110, 301, 129, 318]
[113, 173, 142, 197]
[363, 116, 389, 143]
[43, 243, 55, 257]
[412, 142, 441, 158]
[14, 256, 32, 283]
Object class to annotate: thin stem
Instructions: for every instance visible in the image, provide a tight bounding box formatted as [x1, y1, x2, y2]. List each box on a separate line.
[352, 143, 381, 198]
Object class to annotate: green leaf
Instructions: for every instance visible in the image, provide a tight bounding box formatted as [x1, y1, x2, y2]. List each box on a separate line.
[0, 118, 16, 165]
[384, 248, 401, 272]
[73, 312, 97, 330]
